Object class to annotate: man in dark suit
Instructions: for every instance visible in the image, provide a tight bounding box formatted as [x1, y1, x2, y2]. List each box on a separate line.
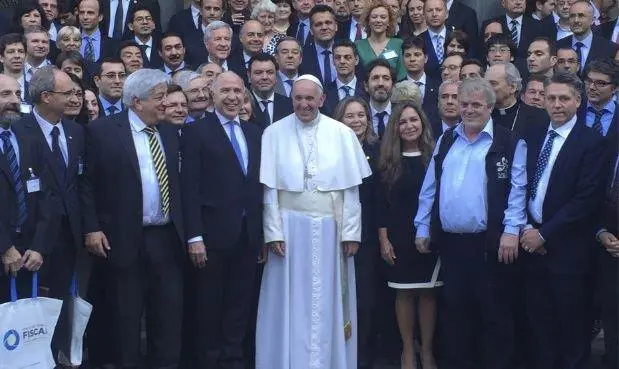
[118, 40, 145, 74]
[0, 74, 53, 303]
[579, 60, 618, 142]
[556, 1, 618, 74]
[520, 72, 606, 369]
[322, 39, 367, 115]
[158, 32, 192, 76]
[203, 21, 234, 73]
[432, 79, 461, 138]
[167, 0, 207, 67]
[180, 71, 263, 369]
[77, 0, 115, 63]
[17, 66, 86, 362]
[287, 0, 315, 46]
[339, 0, 366, 41]
[421, 0, 451, 77]
[447, 0, 480, 47]
[228, 20, 265, 86]
[300, 5, 338, 86]
[273, 37, 303, 97]
[93, 57, 126, 117]
[481, 0, 550, 58]
[127, 4, 163, 68]
[595, 17, 618, 42]
[81, 68, 185, 369]
[248, 53, 293, 128]
[101, 0, 161, 41]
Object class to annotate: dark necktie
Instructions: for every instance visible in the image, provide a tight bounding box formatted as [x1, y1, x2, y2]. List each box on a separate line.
[227, 121, 246, 175]
[376, 111, 387, 139]
[261, 100, 272, 125]
[587, 106, 607, 135]
[0, 131, 27, 227]
[113, 0, 124, 40]
[107, 105, 118, 116]
[197, 13, 203, 31]
[84, 37, 95, 62]
[355, 22, 362, 41]
[510, 19, 519, 46]
[574, 42, 584, 72]
[139, 44, 149, 61]
[51, 126, 66, 183]
[341, 85, 352, 97]
[297, 22, 306, 46]
[531, 130, 558, 199]
[143, 126, 170, 215]
[321, 50, 332, 83]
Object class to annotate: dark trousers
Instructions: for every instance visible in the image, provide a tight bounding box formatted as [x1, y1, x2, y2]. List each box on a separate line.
[438, 232, 515, 369]
[185, 221, 258, 369]
[0, 268, 36, 303]
[109, 224, 184, 369]
[86, 257, 118, 366]
[524, 265, 587, 369]
[355, 240, 379, 368]
[599, 251, 618, 369]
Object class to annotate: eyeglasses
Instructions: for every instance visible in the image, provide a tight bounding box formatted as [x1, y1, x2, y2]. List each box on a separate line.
[584, 78, 612, 88]
[46, 89, 82, 97]
[440, 65, 460, 72]
[488, 46, 511, 54]
[134, 16, 153, 23]
[101, 72, 126, 80]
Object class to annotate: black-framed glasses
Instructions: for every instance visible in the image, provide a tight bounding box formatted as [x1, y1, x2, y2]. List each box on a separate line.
[584, 78, 612, 89]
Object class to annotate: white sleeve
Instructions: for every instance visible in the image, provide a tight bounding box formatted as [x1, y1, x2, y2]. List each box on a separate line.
[341, 186, 362, 242]
[263, 186, 284, 243]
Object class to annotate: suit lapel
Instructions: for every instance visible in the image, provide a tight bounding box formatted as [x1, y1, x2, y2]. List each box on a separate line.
[216, 119, 246, 176]
[117, 113, 140, 178]
[240, 121, 256, 177]
[63, 121, 78, 185]
[548, 121, 582, 186]
[158, 124, 180, 178]
[23, 114, 66, 187]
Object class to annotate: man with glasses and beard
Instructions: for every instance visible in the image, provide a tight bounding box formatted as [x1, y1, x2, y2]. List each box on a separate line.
[0, 74, 54, 303]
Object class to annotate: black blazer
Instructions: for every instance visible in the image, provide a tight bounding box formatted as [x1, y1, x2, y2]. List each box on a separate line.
[513, 103, 550, 139]
[180, 112, 263, 251]
[227, 50, 250, 86]
[337, 18, 352, 41]
[0, 128, 54, 255]
[300, 42, 336, 86]
[481, 15, 550, 58]
[523, 119, 606, 274]
[18, 114, 86, 252]
[595, 18, 618, 40]
[133, 35, 163, 69]
[447, 1, 479, 46]
[323, 78, 369, 115]
[287, 16, 314, 47]
[556, 33, 618, 73]
[167, 7, 207, 67]
[80, 112, 184, 268]
[251, 92, 294, 129]
[421, 75, 440, 132]
[102, 0, 162, 41]
[96, 97, 125, 118]
[80, 30, 116, 63]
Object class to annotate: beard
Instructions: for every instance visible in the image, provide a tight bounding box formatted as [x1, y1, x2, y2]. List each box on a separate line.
[0, 108, 22, 129]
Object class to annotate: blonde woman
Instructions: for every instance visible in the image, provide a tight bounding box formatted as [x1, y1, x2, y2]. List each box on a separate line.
[56, 26, 81, 52]
[251, 0, 286, 54]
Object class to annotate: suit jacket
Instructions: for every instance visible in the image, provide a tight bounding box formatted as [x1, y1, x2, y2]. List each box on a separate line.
[556, 33, 618, 73]
[421, 29, 453, 78]
[509, 103, 549, 139]
[274, 73, 289, 96]
[80, 111, 184, 267]
[300, 42, 337, 86]
[0, 127, 54, 255]
[577, 101, 619, 159]
[523, 119, 606, 273]
[135, 35, 164, 69]
[337, 18, 352, 41]
[447, 1, 479, 47]
[252, 92, 294, 129]
[227, 50, 250, 86]
[421, 75, 440, 130]
[167, 7, 207, 67]
[287, 16, 314, 47]
[322, 78, 369, 115]
[180, 112, 263, 251]
[18, 114, 86, 252]
[83, 31, 116, 63]
[96, 97, 125, 118]
[102, 0, 162, 41]
[481, 15, 550, 58]
[595, 18, 618, 41]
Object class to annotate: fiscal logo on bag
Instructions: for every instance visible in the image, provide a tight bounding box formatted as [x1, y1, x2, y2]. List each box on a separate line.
[3, 329, 20, 351]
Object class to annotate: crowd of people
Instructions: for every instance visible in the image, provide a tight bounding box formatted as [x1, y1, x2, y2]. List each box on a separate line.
[0, 0, 618, 368]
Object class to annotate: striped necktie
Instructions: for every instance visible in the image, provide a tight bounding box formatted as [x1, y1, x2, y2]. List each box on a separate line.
[143, 126, 170, 215]
[510, 19, 519, 46]
[84, 37, 95, 62]
[588, 107, 607, 135]
[0, 131, 27, 227]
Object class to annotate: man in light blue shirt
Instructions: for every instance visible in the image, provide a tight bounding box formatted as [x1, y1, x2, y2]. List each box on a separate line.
[582, 60, 617, 138]
[414, 77, 527, 369]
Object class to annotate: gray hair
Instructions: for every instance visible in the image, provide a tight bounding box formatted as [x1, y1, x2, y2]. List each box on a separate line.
[24, 25, 49, 39]
[250, 0, 278, 19]
[458, 77, 496, 107]
[122, 69, 170, 107]
[173, 71, 201, 90]
[503, 62, 523, 93]
[29, 65, 58, 104]
[438, 79, 461, 96]
[390, 80, 422, 105]
[57, 26, 81, 40]
[544, 71, 584, 98]
[203, 21, 232, 43]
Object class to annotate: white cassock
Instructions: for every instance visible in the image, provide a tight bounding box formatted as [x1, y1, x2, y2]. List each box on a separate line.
[256, 112, 372, 369]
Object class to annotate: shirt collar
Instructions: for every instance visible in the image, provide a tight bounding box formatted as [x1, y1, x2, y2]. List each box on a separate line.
[588, 100, 616, 115]
[428, 27, 446, 39]
[553, 12, 560, 23]
[336, 76, 357, 89]
[99, 95, 122, 112]
[191, 3, 200, 17]
[82, 28, 100, 41]
[549, 114, 577, 138]
[25, 59, 49, 72]
[506, 14, 524, 25]
[371, 101, 392, 117]
[165, 61, 186, 74]
[33, 108, 62, 136]
[278, 71, 297, 82]
[315, 42, 333, 54]
[128, 109, 149, 133]
[134, 36, 153, 48]
[208, 56, 228, 70]
[573, 31, 593, 47]
[253, 90, 275, 102]
[455, 117, 494, 141]
[215, 110, 240, 125]
[407, 73, 426, 84]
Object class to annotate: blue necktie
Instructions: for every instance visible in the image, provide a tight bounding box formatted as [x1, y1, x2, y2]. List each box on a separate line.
[531, 130, 559, 199]
[0, 131, 27, 227]
[434, 34, 444, 64]
[587, 106, 607, 135]
[574, 42, 584, 72]
[342, 85, 352, 97]
[84, 37, 95, 62]
[51, 126, 66, 183]
[227, 121, 246, 175]
[297, 21, 306, 46]
[376, 111, 387, 139]
[322, 49, 332, 83]
[284, 80, 293, 96]
[113, 0, 124, 40]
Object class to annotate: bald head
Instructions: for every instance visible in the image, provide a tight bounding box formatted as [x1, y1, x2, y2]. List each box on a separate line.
[0, 75, 22, 127]
[212, 71, 245, 119]
[240, 20, 265, 55]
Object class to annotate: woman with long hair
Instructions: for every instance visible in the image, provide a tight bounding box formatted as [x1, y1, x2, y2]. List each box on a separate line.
[355, 0, 407, 81]
[377, 101, 439, 369]
[400, 0, 427, 37]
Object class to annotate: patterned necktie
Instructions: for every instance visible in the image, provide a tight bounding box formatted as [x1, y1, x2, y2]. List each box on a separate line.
[197, 13, 203, 31]
[297, 21, 306, 46]
[531, 130, 559, 199]
[50, 126, 66, 183]
[510, 19, 519, 46]
[261, 100, 272, 125]
[0, 131, 27, 227]
[227, 121, 246, 175]
[588, 107, 607, 135]
[107, 105, 118, 116]
[434, 34, 444, 64]
[574, 42, 584, 72]
[321, 50, 332, 83]
[113, 0, 124, 40]
[143, 126, 170, 215]
[84, 37, 95, 62]
[376, 111, 387, 139]
[355, 22, 362, 41]
[341, 85, 352, 97]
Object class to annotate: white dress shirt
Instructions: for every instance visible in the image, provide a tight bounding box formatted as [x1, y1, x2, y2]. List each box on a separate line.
[349, 17, 367, 41]
[24, 60, 51, 82]
[135, 36, 153, 60]
[336, 77, 357, 100]
[33, 108, 68, 164]
[556, 21, 573, 41]
[370, 101, 392, 134]
[108, 0, 130, 38]
[48, 22, 57, 42]
[528, 116, 577, 224]
[164, 61, 186, 75]
[505, 14, 523, 46]
[208, 56, 228, 71]
[128, 109, 169, 226]
[191, 3, 200, 29]
[446, 0, 453, 10]
[407, 73, 427, 99]
[572, 31, 593, 70]
[254, 90, 275, 125]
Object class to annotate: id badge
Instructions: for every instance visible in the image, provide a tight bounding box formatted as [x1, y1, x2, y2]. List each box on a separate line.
[20, 103, 31, 114]
[383, 50, 397, 59]
[26, 168, 41, 193]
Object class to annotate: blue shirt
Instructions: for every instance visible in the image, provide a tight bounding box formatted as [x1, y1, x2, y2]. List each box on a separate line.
[81, 28, 101, 62]
[585, 100, 616, 136]
[98, 95, 123, 116]
[414, 119, 528, 237]
[314, 43, 336, 84]
[0, 127, 20, 161]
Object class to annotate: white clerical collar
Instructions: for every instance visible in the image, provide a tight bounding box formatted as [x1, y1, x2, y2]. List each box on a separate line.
[215, 110, 240, 125]
[208, 56, 228, 71]
[253, 90, 275, 102]
[428, 27, 446, 40]
[549, 114, 577, 138]
[33, 108, 63, 135]
[135, 36, 153, 48]
[506, 14, 524, 25]
[573, 31, 593, 47]
[165, 61, 186, 74]
[336, 76, 356, 89]
[497, 100, 518, 115]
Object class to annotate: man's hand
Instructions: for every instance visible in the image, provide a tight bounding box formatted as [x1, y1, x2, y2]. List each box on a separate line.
[520, 228, 545, 253]
[85, 231, 110, 258]
[258, 246, 268, 264]
[599, 231, 619, 256]
[415, 237, 431, 254]
[268, 241, 286, 256]
[498, 233, 519, 264]
[342, 241, 359, 257]
[22, 250, 43, 271]
[380, 239, 396, 265]
[188, 241, 207, 268]
[2, 246, 22, 276]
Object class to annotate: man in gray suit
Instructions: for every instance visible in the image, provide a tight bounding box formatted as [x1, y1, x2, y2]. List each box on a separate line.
[274, 36, 303, 97]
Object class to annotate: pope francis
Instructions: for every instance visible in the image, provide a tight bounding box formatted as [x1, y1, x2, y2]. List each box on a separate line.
[256, 75, 372, 369]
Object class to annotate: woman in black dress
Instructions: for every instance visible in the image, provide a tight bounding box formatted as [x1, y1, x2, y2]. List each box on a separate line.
[377, 101, 439, 369]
